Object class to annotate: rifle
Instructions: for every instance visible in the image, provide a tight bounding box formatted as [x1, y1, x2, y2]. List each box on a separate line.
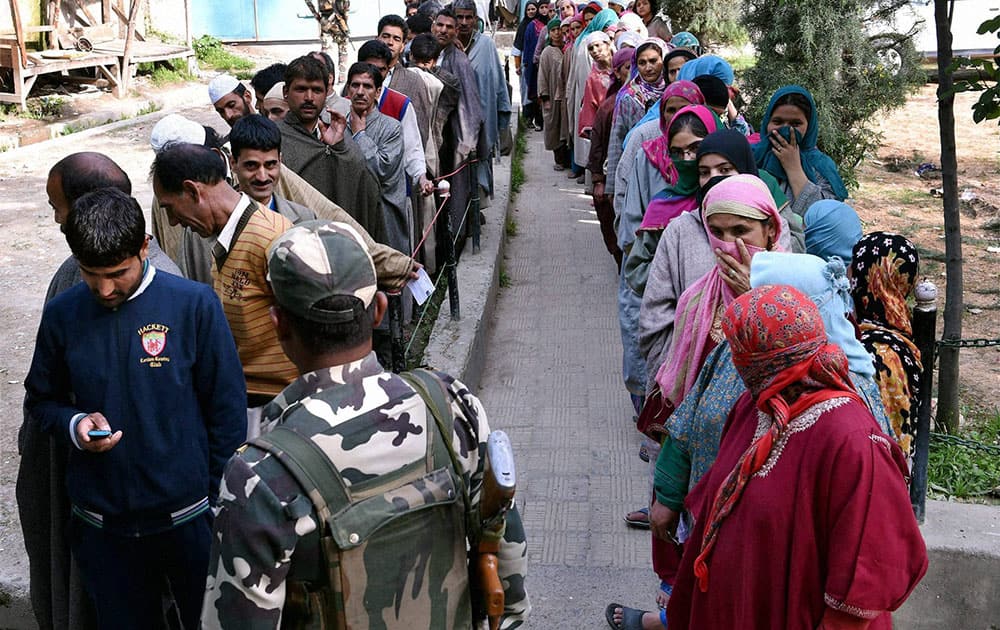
[473, 430, 516, 630]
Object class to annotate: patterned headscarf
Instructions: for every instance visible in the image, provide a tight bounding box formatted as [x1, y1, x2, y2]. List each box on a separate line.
[670, 31, 700, 49]
[616, 37, 669, 111]
[654, 174, 784, 405]
[850, 232, 919, 336]
[639, 82, 705, 182]
[693, 285, 863, 591]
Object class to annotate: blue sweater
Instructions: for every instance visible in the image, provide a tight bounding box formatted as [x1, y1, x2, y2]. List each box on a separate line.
[25, 267, 247, 533]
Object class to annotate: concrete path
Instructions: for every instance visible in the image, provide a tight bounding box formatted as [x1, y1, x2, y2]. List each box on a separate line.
[476, 128, 662, 628]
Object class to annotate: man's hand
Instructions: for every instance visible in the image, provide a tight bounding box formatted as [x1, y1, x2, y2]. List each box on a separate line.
[408, 260, 424, 281]
[592, 181, 606, 201]
[649, 498, 679, 543]
[321, 109, 348, 146]
[76, 412, 122, 453]
[350, 110, 367, 135]
[418, 175, 436, 197]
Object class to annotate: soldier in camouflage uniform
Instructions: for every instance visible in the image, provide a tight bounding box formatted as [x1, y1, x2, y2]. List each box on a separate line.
[201, 220, 530, 628]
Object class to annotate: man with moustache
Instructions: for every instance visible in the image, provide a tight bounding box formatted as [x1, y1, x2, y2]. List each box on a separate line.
[345, 61, 408, 254]
[277, 55, 387, 244]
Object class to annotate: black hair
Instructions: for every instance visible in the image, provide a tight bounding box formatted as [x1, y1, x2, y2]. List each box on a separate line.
[49, 152, 131, 206]
[436, 6, 456, 20]
[203, 125, 228, 151]
[287, 55, 330, 89]
[151, 143, 227, 194]
[407, 13, 433, 35]
[357, 39, 393, 65]
[410, 33, 442, 63]
[250, 63, 288, 96]
[229, 114, 281, 159]
[668, 111, 710, 142]
[452, 0, 478, 14]
[692, 75, 729, 109]
[378, 14, 409, 37]
[347, 62, 384, 90]
[772, 91, 812, 120]
[283, 296, 375, 353]
[65, 188, 146, 268]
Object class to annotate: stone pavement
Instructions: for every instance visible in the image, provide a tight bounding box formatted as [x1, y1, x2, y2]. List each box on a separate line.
[475, 128, 664, 628]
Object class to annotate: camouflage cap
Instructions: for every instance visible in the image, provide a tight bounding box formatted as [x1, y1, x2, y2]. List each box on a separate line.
[267, 220, 377, 323]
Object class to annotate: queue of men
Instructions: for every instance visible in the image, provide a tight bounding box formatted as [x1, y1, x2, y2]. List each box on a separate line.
[17, 3, 529, 629]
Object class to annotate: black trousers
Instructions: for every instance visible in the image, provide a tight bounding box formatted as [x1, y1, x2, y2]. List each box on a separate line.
[71, 511, 212, 630]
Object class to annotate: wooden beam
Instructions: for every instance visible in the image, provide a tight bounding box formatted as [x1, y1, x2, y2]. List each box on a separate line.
[6, 0, 27, 69]
[102, 0, 110, 23]
[47, 0, 59, 49]
[119, 0, 139, 93]
[111, 3, 144, 40]
[74, 0, 100, 27]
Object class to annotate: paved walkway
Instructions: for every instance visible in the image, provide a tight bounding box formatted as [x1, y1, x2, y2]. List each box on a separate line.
[476, 129, 661, 627]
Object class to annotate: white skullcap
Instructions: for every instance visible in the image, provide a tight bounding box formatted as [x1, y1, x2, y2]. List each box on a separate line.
[150, 114, 206, 153]
[208, 74, 241, 104]
[264, 82, 285, 102]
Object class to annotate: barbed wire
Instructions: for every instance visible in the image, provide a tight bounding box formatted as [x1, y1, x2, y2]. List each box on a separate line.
[936, 338, 1000, 349]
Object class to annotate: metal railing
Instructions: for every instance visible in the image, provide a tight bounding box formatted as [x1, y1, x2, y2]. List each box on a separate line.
[385, 152, 484, 373]
[909, 280, 1000, 522]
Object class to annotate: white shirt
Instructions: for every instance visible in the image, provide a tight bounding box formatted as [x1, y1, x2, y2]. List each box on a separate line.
[216, 194, 253, 253]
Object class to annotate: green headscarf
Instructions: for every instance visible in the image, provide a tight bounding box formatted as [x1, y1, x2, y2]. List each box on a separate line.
[575, 8, 618, 49]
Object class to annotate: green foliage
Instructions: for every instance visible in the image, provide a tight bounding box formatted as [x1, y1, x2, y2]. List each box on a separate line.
[510, 116, 528, 196]
[740, 0, 926, 188]
[505, 217, 518, 237]
[499, 265, 512, 288]
[662, 1, 745, 47]
[949, 16, 1000, 125]
[138, 60, 195, 86]
[927, 410, 1000, 501]
[1, 96, 64, 120]
[193, 35, 254, 72]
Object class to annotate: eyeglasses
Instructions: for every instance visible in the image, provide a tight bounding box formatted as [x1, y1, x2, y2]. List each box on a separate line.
[668, 142, 701, 160]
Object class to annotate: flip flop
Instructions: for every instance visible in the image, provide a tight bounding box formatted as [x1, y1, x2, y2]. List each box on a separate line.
[623, 506, 650, 529]
[605, 602, 648, 630]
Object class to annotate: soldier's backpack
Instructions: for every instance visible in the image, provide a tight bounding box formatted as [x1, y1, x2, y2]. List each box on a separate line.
[248, 369, 476, 629]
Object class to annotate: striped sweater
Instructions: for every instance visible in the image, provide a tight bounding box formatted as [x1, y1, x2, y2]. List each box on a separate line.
[213, 204, 297, 398]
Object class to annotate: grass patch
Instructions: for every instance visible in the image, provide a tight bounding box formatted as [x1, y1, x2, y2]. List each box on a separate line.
[193, 35, 254, 72]
[728, 52, 756, 73]
[505, 217, 518, 237]
[2, 95, 67, 120]
[137, 101, 162, 117]
[887, 188, 931, 206]
[510, 116, 528, 196]
[499, 265, 511, 288]
[60, 122, 86, 136]
[404, 272, 449, 369]
[138, 60, 195, 86]
[927, 408, 1000, 502]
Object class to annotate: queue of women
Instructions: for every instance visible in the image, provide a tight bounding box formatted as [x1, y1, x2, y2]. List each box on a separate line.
[514, 2, 930, 628]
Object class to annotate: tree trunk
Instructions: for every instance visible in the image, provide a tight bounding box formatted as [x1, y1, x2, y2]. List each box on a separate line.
[934, 0, 962, 433]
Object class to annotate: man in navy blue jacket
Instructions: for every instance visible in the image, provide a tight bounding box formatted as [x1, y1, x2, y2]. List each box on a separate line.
[24, 188, 247, 630]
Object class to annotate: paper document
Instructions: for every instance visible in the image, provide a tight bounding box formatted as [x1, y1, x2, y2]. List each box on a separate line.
[408, 268, 435, 305]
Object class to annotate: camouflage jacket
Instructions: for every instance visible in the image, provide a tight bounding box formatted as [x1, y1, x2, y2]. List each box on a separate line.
[201, 352, 530, 629]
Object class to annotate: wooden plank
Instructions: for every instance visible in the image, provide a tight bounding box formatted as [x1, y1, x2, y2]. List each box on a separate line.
[47, 0, 58, 49]
[110, 3, 143, 41]
[7, 0, 27, 68]
[119, 0, 139, 93]
[102, 0, 110, 23]
[72, 0, 99, 27]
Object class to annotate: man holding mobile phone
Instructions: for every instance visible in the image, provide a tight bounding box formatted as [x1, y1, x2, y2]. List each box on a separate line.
[24, 188, 246, 629]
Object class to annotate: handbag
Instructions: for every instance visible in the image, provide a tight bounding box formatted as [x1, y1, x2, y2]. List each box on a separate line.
[635, 387, 675, 441]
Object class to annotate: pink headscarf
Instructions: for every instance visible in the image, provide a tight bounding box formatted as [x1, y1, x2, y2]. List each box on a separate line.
[640, 82, 706, 182]
[654, 174, 785, 404]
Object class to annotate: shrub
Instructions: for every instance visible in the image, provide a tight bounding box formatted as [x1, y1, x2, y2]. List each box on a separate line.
[740, 0, 926, 189]
[193, 35, 254, 72]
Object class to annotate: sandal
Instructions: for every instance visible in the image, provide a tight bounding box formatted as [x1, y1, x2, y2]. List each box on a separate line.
[623, 507, 650, 529]
[605, 602, 649, 630]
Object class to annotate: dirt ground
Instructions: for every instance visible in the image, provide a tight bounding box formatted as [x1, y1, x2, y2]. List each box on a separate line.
[852, 84, 1000, 417]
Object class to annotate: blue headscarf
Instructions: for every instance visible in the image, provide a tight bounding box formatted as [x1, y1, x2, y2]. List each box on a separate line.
[752, 85, 849, 201]
[804, 200, 863, 263]
[575, 8, 618, 49]
[676, 54, 734, 86]
[750, 252, 875, 377]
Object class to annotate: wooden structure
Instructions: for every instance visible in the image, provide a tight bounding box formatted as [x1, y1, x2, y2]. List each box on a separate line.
[0, 0, 194, 108]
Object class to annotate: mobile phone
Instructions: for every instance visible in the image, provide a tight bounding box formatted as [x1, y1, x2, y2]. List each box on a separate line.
[87, 429, 112, 439]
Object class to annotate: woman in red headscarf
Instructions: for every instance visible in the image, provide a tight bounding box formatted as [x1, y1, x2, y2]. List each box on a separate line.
[666, 285, 928, 630]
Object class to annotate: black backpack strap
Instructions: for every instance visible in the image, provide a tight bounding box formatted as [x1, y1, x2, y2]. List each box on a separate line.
[248, 425, 351, 527]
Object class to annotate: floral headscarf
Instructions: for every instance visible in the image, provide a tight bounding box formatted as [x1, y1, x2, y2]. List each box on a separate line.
[617, 37, 669, 107]
[693, 284, 863, 591]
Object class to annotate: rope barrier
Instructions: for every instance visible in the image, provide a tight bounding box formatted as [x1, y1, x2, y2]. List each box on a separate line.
[936, 338, 1000, 349]
[930, 431, 1000, 454]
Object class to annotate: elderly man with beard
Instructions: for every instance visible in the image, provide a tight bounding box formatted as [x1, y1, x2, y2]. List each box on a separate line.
[345, 61, 408, 254]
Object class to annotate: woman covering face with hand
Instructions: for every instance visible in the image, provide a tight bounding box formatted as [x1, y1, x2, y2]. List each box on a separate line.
[752, 85, 849, 211]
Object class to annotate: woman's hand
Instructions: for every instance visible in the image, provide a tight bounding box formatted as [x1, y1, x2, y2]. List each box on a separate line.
[716, 238, 752, 295]
[769, 126, 810, 198]
[650, 499, 680, 543]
